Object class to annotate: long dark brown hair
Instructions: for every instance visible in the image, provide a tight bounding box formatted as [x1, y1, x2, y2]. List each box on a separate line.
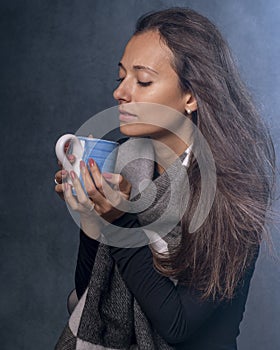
[135, 8, 276, 301]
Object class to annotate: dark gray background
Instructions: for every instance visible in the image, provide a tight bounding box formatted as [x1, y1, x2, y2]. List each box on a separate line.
[1, 0, 279, 349]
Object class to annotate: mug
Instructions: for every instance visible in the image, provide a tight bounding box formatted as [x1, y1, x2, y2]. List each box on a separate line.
[55, 134, 118, 190]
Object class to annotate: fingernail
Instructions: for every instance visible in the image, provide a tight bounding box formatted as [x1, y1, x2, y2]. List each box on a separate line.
[61, 170, 67, 176]
[89, 158, 95, 167]
[70, 171, 76, 180]
[103, 172, 112, 179]
[63, 183, 69, 191]
[68, 155, 74, 161]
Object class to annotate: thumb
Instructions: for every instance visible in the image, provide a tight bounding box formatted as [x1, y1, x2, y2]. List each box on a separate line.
[102, 173, 131, 195]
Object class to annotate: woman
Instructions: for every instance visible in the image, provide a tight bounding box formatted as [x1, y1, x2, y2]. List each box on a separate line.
[54, 8, 275, 350]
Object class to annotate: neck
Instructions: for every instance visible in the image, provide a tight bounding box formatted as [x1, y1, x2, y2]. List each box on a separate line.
[152, 133, 189, 174]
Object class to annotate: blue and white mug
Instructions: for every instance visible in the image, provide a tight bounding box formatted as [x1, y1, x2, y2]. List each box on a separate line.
[55, 134, 118, 190]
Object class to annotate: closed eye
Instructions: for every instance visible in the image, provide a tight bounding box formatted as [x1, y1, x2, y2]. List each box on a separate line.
[116, 78, 152, 87]
[137, 81, 152, 87]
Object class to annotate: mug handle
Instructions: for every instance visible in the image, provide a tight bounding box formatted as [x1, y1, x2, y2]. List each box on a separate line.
[55, 134, 84, 181]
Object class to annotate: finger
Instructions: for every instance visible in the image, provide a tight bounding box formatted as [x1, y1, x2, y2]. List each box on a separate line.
[87, 159, 120, 203]
[69, 170, 102, 214]
[64, 140, 71, 153]
[57, 140, 73, 168]
[57, 155, 75, 169]
[63, 182, 80, 211]
[69, 171, 92, 209]
[80, 160, 115, 214]
[55, 169, 68, 184]
[81, 160, 116, 210]
[80, 160, 97, 194]
[88, 159, 130, 207]
[67, 154, 75, 163]
[88, 158, 105, 195]
[54, 183, 65, 201]
[55, 183, 63, 194]
[103, 172, 131, 196]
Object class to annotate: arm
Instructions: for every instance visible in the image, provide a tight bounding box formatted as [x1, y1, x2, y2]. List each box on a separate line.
[74, 213, 148, 299]
[104, 214, 221, 344]
[75, 229, 100, 299]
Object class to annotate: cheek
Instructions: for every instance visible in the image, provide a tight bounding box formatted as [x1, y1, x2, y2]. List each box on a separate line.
[140, 84, 185, 112]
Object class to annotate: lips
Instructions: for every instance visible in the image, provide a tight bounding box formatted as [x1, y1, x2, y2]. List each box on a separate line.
[118, 108, 137, 116]
[118, 108, 138, 122]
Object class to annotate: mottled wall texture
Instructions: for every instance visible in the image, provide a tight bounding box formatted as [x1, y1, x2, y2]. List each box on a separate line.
[1, 0, 279, 349]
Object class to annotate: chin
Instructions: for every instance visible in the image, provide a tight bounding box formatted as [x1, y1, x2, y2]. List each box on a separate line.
[120, 123, 149, 137]
[120, 123, 165, 138]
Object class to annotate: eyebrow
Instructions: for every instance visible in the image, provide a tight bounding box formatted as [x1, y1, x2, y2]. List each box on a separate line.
[118, 62, 159, 75]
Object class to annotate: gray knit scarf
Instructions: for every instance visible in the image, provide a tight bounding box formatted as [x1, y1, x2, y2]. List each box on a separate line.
[55, 138, 189, 350]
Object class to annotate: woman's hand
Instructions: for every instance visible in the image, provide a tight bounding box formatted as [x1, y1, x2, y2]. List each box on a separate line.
[54, 140, 75, 201]
[63, 158, 131, 239]
[54, 168, 69, 201]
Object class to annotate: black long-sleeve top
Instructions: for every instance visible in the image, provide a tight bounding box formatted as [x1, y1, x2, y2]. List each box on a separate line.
[75, 212, 259, 350]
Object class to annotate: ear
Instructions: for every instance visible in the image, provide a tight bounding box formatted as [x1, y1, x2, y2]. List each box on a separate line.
[184, 92, 197, 115]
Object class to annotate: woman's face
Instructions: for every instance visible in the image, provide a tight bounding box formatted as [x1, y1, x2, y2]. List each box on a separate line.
[113, 31, 196, 142]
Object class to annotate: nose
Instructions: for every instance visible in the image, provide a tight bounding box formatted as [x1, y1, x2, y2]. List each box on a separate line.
[113, 79, 131, 104]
